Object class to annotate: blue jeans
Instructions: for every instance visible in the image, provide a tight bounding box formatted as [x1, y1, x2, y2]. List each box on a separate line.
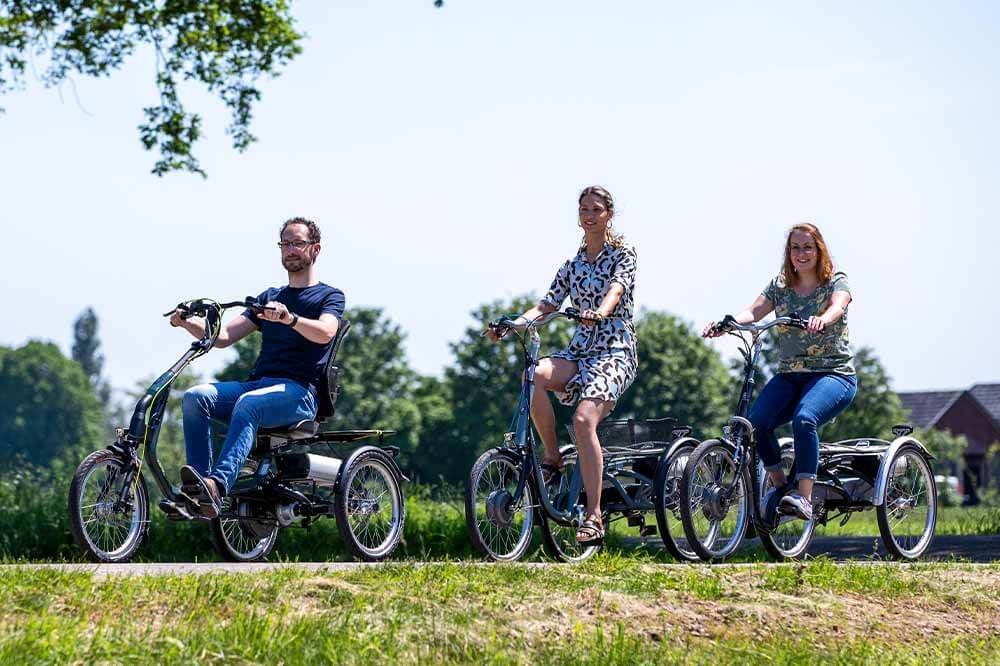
[748, 372, 858, 481]
[182, 378, 317, 492]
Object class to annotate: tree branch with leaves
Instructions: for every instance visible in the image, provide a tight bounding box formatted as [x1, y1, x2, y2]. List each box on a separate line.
[1, 0, 303, 176]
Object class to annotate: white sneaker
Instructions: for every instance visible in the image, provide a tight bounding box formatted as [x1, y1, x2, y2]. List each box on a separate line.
[778, 493, 813, 521]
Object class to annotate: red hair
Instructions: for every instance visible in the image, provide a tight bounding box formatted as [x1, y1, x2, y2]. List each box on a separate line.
[782, 223, 834, 286]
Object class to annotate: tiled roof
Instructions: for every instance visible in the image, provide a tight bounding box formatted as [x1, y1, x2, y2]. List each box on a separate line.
[969, 383, 1000, 429]
[897, 390, 963, 429]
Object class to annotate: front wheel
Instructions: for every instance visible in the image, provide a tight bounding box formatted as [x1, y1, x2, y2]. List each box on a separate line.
[877, 446, 937, 560]
[335, 451, 406, 562]
[653, 441, 700, 562]
[465, 448, 535, 561]
[679, 439, 751, 562]
[68, 449, 149, 563]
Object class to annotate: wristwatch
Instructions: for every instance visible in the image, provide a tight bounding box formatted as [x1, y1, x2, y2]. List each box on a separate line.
[289, 313, 299, 328]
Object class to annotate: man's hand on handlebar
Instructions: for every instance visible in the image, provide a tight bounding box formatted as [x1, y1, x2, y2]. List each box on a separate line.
[168, 309, 195, 328]
[259, 300, 292, 325]
[805, 316, 826, 333]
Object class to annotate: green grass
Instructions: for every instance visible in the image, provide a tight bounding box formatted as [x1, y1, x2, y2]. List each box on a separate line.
[1, 558, 999, 664]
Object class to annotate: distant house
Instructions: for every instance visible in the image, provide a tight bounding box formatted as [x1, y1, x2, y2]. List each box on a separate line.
[898, 383, 1000, 491]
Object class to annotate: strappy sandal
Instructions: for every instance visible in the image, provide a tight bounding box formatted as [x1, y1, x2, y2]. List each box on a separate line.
[576, 517, 605, 545]
[540, 458, 564, 486]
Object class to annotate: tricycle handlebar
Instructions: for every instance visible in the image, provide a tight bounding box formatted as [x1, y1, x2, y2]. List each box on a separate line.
[162, 297, 276, 319]
[487, 308, 584, 338]
[710, 313, 808, 336]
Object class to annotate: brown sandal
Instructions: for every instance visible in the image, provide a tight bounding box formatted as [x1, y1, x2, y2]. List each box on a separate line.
[540, 458, 564, 486]
[576, 517, 605, 544]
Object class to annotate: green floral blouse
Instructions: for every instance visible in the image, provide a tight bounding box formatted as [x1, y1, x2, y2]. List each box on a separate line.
[763, 272, 855, 375]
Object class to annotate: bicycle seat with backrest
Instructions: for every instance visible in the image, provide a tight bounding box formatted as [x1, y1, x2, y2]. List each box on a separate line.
[257, 320, 352, 442]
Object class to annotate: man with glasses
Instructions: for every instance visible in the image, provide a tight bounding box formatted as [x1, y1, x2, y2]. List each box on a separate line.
[166, 217, 345, 519]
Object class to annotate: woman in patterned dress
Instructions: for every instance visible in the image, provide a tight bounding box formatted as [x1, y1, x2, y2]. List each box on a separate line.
[703, 223, 857, 521]
[487, 186, 638, 544]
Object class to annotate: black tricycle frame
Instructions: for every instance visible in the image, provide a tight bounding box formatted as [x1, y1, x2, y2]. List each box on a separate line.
[69, 297, 407, 563]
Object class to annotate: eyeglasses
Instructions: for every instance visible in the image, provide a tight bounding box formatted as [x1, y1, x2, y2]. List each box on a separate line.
[277, 240, 316, 250]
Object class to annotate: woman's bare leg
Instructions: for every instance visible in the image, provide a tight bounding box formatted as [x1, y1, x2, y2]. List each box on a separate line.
[530, 358, 577, 465]
[572, 398, 615, 524]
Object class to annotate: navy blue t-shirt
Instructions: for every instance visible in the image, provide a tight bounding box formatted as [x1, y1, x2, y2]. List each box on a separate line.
[243, 282, 346, 391]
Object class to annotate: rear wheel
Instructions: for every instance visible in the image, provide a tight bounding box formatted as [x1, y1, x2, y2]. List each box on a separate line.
[653, 442, 700, 562]
[539, 446, 601, 562]
[335, 451, 406, 562]
[877, 446, 937, 560]
[69, 449, 149, 563]
[679, 439, 750, 562]
[465, 448, 535, 561]
[209, 496, 279, 562]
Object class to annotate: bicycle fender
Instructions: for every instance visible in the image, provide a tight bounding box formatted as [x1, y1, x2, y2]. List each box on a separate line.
[663, 436, 701, 461]
[872, 437, 934, 507]
[337, 445, 410, 490]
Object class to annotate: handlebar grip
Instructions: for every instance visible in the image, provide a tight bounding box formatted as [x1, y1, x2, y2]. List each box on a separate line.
[786, 312, 808, 328]
[709, 315, 736, 335]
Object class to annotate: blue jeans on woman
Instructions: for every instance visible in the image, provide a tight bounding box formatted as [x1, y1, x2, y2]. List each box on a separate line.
[182, 378, 317, 492]
[748, 372, 858, 482]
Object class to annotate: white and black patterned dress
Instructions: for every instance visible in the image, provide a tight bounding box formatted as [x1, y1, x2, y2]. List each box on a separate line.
[539, 242, 638, 407]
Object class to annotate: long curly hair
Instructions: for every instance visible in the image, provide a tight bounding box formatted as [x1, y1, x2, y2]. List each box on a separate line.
[781, 222, 834, 286]
[578, 185, 625, 249]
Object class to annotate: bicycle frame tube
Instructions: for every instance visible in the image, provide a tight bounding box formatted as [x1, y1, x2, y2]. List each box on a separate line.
[735, 334, 765, 419]
[723, 332, 769, 525]
[119, 304, 223, 500]
[507, 327, 580, 524]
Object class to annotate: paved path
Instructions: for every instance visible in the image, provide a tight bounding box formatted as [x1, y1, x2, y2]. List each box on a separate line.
[805, 535, 999, 562]
[2, 536, 996, 576]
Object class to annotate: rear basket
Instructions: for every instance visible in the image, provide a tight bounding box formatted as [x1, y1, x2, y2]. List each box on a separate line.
[565, 417, 677, 448]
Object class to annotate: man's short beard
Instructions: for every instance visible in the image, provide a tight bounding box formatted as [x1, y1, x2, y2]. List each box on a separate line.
[282, 257, 312, 272]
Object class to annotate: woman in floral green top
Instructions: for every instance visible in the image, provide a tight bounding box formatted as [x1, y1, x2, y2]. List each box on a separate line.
[703, 223, 857, 521]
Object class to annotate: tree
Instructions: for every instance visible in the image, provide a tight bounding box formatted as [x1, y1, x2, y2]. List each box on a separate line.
[71, 307, 111, 406]
[615, 310, 731, 439]
[214, 335, 261, 383]
[916, 427, 968, 477]
[1, 1, 303, 176]
[0, 341, 104, 469]
[407, 375, 456, 482]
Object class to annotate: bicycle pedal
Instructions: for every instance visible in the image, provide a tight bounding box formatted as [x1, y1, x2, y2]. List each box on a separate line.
[159, 498, 193, 522]
[626, 514, 644, 528]
[640, 525, 657, 537]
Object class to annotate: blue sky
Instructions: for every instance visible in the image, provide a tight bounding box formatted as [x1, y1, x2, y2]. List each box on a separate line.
[3, 1, 998, 395]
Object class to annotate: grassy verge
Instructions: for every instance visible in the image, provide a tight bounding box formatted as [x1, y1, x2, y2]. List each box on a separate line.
[1, 558, 998, 663]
